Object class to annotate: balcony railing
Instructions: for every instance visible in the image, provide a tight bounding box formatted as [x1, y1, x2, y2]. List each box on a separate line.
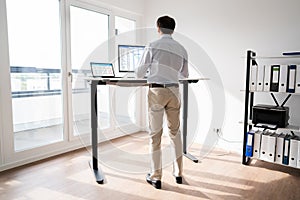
[11, 66, 91, 98]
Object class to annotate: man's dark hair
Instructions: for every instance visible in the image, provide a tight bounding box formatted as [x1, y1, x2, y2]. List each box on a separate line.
[156, 16, 176, 34]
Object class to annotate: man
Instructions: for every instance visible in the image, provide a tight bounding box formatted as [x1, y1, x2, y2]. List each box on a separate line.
[136, 15, 189, 189]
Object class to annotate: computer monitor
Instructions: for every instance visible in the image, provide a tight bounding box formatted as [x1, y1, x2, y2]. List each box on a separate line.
[90, 62, 115, 78]
[118, 45, 145, 72]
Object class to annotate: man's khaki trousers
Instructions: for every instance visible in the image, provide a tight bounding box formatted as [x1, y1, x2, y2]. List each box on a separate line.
[148, 86, 183, 180]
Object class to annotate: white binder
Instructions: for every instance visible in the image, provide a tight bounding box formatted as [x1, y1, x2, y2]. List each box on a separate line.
[260, 131, 270, 161]
[250, 64, 258, 91]
[297, 140, 300, 168]
[296, 65, 300, 93]
[275, 133, 285, 164]
[279, 65, 287, 93]
[256, 65, 265, 91]
[267, 133, 276, 162]
[263, 65, 271, 92]
[289, 136, 299, 168]
[253, 131, 262, 159]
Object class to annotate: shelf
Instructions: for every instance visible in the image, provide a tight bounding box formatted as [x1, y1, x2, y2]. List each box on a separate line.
[251, 56, 300, 59]
[240, 89, 300, 95]
[249, 91, 300, 95]
[241, 56, 300, 59]
[249, 157, 300, 170]
[278, 125, 300, 132]
[239, 120, 300, 132]
[242, 50, 300, 169]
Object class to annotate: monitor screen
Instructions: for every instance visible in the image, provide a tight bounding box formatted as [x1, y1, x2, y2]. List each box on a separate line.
[118, 45, 145, 72]
[90, 62, 115, 77]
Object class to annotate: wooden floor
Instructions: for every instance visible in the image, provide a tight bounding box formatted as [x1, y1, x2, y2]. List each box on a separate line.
[1, 132, 300, 200]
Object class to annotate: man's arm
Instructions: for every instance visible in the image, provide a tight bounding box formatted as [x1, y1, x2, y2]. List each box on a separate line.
[136, 46, 151, 78]
[179, 53, 189, 78]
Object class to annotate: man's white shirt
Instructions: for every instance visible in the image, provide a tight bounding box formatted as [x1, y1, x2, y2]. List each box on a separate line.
[136, 34, 188, 83]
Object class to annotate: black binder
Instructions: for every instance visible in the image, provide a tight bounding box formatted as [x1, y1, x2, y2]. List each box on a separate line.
[270, 65, 280, 92]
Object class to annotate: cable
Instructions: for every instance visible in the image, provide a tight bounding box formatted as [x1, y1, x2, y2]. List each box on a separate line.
[215, 129, 243, 144]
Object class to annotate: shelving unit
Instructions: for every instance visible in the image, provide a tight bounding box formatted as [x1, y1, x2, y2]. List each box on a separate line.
[242, 50, 300, 167]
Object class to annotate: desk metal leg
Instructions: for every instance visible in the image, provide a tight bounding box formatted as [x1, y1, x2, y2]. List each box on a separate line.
[90, 81, 104, 184]
[182, 81, 198, 163]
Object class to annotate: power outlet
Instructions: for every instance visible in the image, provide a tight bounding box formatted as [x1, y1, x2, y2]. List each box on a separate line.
[213, 128, 221, 132]
[213, 128, 222, 136]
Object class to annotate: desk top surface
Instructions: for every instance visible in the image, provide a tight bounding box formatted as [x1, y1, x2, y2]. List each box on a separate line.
[87, 77, 209, 82]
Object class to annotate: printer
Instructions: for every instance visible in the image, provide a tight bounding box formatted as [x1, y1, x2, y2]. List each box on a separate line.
[252, 104, 289, 128]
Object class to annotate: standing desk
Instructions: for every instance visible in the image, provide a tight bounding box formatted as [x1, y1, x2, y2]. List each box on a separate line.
[88, 78, 208, 184]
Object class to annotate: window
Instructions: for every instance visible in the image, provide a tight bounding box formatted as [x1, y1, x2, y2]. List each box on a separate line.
[115, 16, 137, 126]
[115, 16, 136, 35]
[70, 5, 110, 135]
[6, 0, 63, 151]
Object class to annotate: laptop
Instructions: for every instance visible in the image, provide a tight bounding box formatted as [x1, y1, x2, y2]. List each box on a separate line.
[90, 62, 119, 78]
[90, 62, 142, 81]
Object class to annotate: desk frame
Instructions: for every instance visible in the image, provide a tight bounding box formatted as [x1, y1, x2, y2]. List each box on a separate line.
[89, 78, 201, 184]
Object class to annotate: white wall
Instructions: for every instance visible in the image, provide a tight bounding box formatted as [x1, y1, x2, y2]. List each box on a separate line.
[143, 0, 300, 152]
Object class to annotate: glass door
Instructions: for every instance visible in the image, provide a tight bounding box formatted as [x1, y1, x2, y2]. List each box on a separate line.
[69, 4, 110, 137]
[114, 16, 138, 129]
[6, 0, 63, 151]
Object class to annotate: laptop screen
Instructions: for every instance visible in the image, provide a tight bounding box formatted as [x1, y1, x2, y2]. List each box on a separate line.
[90, 62, 115, 78]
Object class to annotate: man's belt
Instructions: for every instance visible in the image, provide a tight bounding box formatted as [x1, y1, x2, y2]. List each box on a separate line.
[149, 83, 179, 88]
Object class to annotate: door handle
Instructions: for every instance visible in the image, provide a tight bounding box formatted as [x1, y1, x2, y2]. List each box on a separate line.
[68, 72, 73, 82]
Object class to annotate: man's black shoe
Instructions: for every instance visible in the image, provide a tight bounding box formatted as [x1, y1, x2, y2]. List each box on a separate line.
[146, 174, 161, 189]
[175, 176, 182, 184]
